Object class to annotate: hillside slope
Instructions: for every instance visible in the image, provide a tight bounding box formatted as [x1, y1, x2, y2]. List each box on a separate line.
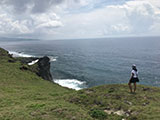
[0, 48, 92, 120]
[0, 47, 160, 120]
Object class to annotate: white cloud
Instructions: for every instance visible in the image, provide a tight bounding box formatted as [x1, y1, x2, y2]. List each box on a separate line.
[0, 13, 30, 34]
[0, 5, 63, 36]
[0, 0, 160, 39]
[139, 0, 160, 8]
[2, 0, 65, 14]
[31, 13, 63, 29]
[56, 0, 160, 38]
[111, 24, 130, 32]
[36, 21, 63, 29]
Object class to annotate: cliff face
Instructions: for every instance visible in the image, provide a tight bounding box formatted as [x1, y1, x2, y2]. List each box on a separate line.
[0, 47, 12, 58]
[36, 56, 53, 81]
[19, 56, 53, 81]
[18, 56, 53, 81]
[0, 47, 53, 81]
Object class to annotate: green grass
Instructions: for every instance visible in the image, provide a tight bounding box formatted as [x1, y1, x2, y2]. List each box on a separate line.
[0, 48, 92, 120]
[0, 47, 160, 120]
[68, 84, 160, 120]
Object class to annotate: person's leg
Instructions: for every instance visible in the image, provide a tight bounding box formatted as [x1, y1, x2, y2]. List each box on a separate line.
[134, 83, 136, 92]
[128, 82, 132, 93]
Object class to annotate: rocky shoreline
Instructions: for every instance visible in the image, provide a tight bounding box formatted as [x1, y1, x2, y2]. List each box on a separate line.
[17, 56, 53, 81]
[1, 47, 53, 81]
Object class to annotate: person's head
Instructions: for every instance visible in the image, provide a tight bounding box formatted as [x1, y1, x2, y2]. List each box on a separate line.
[132, 64, 137, 71]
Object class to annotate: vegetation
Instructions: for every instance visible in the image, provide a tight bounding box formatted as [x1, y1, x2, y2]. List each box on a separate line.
[0, 47, 160, 120]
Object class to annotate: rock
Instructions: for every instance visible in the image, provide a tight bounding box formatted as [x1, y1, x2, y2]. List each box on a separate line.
[143, 88, 150, 91]
[131, 111, 139, 115]
[124, 100, 132, 105]
[36, 56, 53, 81]
[104, 110, 114, 115]
[20, 65, 28, 70]
[105, 107, 110, 110]
[18, 57, 39, 64]
[15, 56, 52, 81]
[104, 109, 126, 116]
[93, 100, 103, 105]
[114, 110, 125, 116]
[142, 101, 150, 106]
[125, 109, 132, 117]
[85, 89, 94, 94]
[71, 116, 76, 120]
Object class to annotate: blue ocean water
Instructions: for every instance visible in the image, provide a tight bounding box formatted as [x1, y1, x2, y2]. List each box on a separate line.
[0, 37, 160, 89]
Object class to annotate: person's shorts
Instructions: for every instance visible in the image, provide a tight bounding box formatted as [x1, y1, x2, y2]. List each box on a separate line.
[130, 77, 139, 83]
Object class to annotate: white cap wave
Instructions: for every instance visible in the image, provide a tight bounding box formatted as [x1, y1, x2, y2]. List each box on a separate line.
[48, 56, 58, 62]
[9, 51, 57, 65]
[9, 51, 34, 58]
[28, 59, 39, 65]
[54, 79, 87, 90]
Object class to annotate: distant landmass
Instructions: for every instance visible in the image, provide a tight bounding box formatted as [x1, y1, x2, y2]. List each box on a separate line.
[0, 37, 40, 42]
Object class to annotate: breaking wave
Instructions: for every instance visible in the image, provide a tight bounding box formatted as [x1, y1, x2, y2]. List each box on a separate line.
[28, 59, 39, 65]
[48, 56, 58, 62]
[9, 51, 57, 62]
[9, 51, 34, 58]
[53, 79, 87, 90]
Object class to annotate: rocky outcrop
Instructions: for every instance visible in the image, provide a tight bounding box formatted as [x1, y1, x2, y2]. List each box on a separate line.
[0, 47, 53, 81]
[18, 56, 53, 81]
[17, 57, 39, 64]
[0, 47, 12, 58]
[36, 56, 53, 81]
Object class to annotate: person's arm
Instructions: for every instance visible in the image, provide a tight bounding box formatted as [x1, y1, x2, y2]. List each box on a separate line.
[129, 73, 134, 81]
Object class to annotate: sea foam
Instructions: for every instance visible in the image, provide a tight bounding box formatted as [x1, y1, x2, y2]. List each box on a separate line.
[54, 79, 87, 90]
[48, 56, 58, 62]
[9, 51, 34, 58]
[28, 59, 39, 65]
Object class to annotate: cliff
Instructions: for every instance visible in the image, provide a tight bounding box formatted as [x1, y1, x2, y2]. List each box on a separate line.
[13, 54, 52, 81]
[0, 47, 160, 120]
[36, 56, 53, 81]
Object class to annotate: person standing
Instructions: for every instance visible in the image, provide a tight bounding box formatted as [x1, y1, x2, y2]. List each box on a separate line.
[128, 64, 139, 93]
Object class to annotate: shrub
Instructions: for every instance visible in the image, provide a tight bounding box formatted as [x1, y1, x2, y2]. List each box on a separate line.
[89, 109, 107, 120]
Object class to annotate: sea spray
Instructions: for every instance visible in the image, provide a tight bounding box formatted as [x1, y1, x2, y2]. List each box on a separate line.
[54, 79, 87, 90]
[9, 51, 34, 57]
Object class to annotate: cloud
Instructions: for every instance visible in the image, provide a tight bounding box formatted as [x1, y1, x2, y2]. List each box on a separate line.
[111, 24, 130, 32]
[57, 0, 160, 38]
[0, 0, 160, 39]
[1, 0, 90, 14]
[0, 1, 63, 36]
[31, 0, 64, 13]
[2, 0, 65, 14]
[115, 1, 160, 34]
[0, 13, 62, 36]
[0, 13, 31, 34]
[32, 13, 63, 29]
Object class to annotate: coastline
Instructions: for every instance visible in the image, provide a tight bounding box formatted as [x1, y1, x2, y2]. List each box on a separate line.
[2, 47, 160, 90]
[8, 49, 86, 90]
[1, 37, 160, 88]
[0, 47, 160, 120]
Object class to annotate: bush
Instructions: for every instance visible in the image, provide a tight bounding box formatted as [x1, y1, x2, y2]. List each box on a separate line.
[89, 109, 107, 120]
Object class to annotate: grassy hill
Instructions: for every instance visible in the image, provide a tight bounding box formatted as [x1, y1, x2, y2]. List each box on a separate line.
[0, 47, 160, 120]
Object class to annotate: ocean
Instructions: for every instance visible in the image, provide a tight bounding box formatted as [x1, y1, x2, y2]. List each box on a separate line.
[0, 36, 160, 90]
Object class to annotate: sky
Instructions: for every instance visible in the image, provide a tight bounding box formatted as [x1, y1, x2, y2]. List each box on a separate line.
[0, 0, 160, 39]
